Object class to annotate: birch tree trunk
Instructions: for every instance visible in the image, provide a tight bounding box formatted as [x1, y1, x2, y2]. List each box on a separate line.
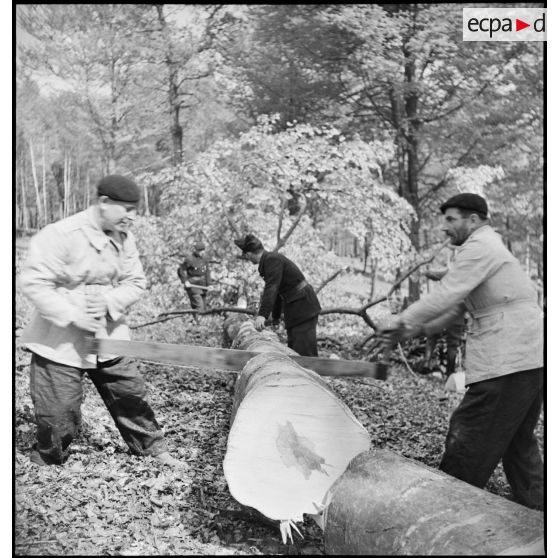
[144, 182, 150, 216]
[42, 135, 48, 224]
[85, 169, 90, 208]
[29, 138, 43, 227]
[526, 232, 531, 276]
[20, 167, 29, 231]
[63, 152, 71, 218]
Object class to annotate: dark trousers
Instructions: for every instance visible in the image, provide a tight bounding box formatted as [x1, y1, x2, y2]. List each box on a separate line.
[287, 316, 319, 357]
[440, 367, 544, 509]
[186, 287, 206, 312]
[29, 353, 167, 464]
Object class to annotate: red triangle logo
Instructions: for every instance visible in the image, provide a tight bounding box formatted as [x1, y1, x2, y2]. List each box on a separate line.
[516, 18, 530, 31]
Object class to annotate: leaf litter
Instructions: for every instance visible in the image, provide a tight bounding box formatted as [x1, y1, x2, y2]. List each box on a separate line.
[15, 324, 544, 555]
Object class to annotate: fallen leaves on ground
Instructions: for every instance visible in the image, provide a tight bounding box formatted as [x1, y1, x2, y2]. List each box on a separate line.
[15, 323, 544, 555]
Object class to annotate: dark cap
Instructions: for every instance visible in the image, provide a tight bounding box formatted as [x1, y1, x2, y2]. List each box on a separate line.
[97, 175, 140, 203]
[194, 241, 205, 251]
[440, 193, 488, 218]
[234, 233, 263, 253]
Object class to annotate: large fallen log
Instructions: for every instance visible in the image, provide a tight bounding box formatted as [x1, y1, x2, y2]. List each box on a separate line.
[222, 318, 544, 554]
[324, 449, 545, 555]
[222, 318, 371, 540]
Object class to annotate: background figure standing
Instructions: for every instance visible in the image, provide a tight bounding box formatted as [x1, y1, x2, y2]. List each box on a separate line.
[19, 175, 182, 468]
[178, 241, 211, 316]
[380, 193, 543, 510]
[234, 234, 321, 357]
[421, 267, 465, 377]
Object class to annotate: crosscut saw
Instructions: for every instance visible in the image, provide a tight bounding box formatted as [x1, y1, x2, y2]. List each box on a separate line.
[85, 338, 388, 380]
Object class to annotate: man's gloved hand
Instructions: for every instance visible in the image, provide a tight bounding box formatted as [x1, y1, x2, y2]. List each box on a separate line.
[254, 316, 266, 331]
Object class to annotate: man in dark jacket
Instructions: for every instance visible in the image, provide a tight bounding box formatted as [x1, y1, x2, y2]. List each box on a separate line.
[177, 242, 211, 313]
[234, 234, 321, 356]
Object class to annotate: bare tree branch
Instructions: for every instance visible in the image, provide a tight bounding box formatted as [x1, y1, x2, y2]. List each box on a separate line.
[320, 306, 376, 329]
[419, 138, 481, 209]
[315, 266, 352, 294]
[131, 306, 257, 329]
[275, 196, 307, 251]
[362, 239, 451, 313]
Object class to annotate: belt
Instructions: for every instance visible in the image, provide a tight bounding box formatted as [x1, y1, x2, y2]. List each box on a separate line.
[281, 280, 308, 302]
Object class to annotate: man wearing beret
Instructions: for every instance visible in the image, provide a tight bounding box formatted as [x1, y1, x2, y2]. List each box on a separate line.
[234, 234, 322, 356]
[19, 175, 183, 468]
[177, 241, 211, 316]
[380, 193, 544, 509]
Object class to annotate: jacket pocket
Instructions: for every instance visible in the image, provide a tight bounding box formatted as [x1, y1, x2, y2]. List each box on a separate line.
[467, 312, 505, 374]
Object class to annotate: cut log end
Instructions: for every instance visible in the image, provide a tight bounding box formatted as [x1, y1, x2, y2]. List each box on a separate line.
[223, 319, 370, 524]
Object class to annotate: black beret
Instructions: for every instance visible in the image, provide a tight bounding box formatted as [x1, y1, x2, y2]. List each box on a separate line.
[97, 175, 141, 203]
[440, 193, 488, 217]
[234, 233, 263, 253]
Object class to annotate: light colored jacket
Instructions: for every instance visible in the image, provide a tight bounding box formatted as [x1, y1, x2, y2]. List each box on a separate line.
[19, 207, 146, 368]
[400, 224, 543, 385]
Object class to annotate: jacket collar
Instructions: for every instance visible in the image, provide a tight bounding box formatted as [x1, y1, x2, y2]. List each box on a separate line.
[81, 206, 126, 252]
[458, 223, 491, 253]
[468, 223, 491, 240]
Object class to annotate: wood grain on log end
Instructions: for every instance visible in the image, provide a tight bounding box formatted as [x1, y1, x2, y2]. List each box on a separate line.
[223, 319, 371, 524]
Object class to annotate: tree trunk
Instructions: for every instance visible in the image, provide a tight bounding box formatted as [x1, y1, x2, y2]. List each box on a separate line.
[526, 232, 531, 276]
[324, 449, 544, 555]
[505, 216, 513, 252]
[369, 258, 377, 300]
[86, 168, 91, 207]
[222, 318, 370, 527]
[63, 152, 71, 218]
[143, 181, 150, 216]
[402, 19, 421, 303]
[29, 138, 43, 227]
[42, 135, 48, 223]
[362, 232, 369, 274]
[156, 4, 184, 166]
[20, 167, 29, 231]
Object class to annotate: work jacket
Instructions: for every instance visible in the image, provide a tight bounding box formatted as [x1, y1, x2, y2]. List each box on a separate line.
[400, 225, 543, 385]
[18, 207, 146, 368]
[257, 251, 321, 329]
[177, 252, 210, 288]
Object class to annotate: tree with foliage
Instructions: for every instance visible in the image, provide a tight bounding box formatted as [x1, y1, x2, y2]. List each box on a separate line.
[216, 5, 352, 129]
[133, 115, 415, 325]
[222, 4, 543, 297]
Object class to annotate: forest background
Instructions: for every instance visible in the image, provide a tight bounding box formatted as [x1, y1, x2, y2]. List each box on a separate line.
[15, 3, 544, 331]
